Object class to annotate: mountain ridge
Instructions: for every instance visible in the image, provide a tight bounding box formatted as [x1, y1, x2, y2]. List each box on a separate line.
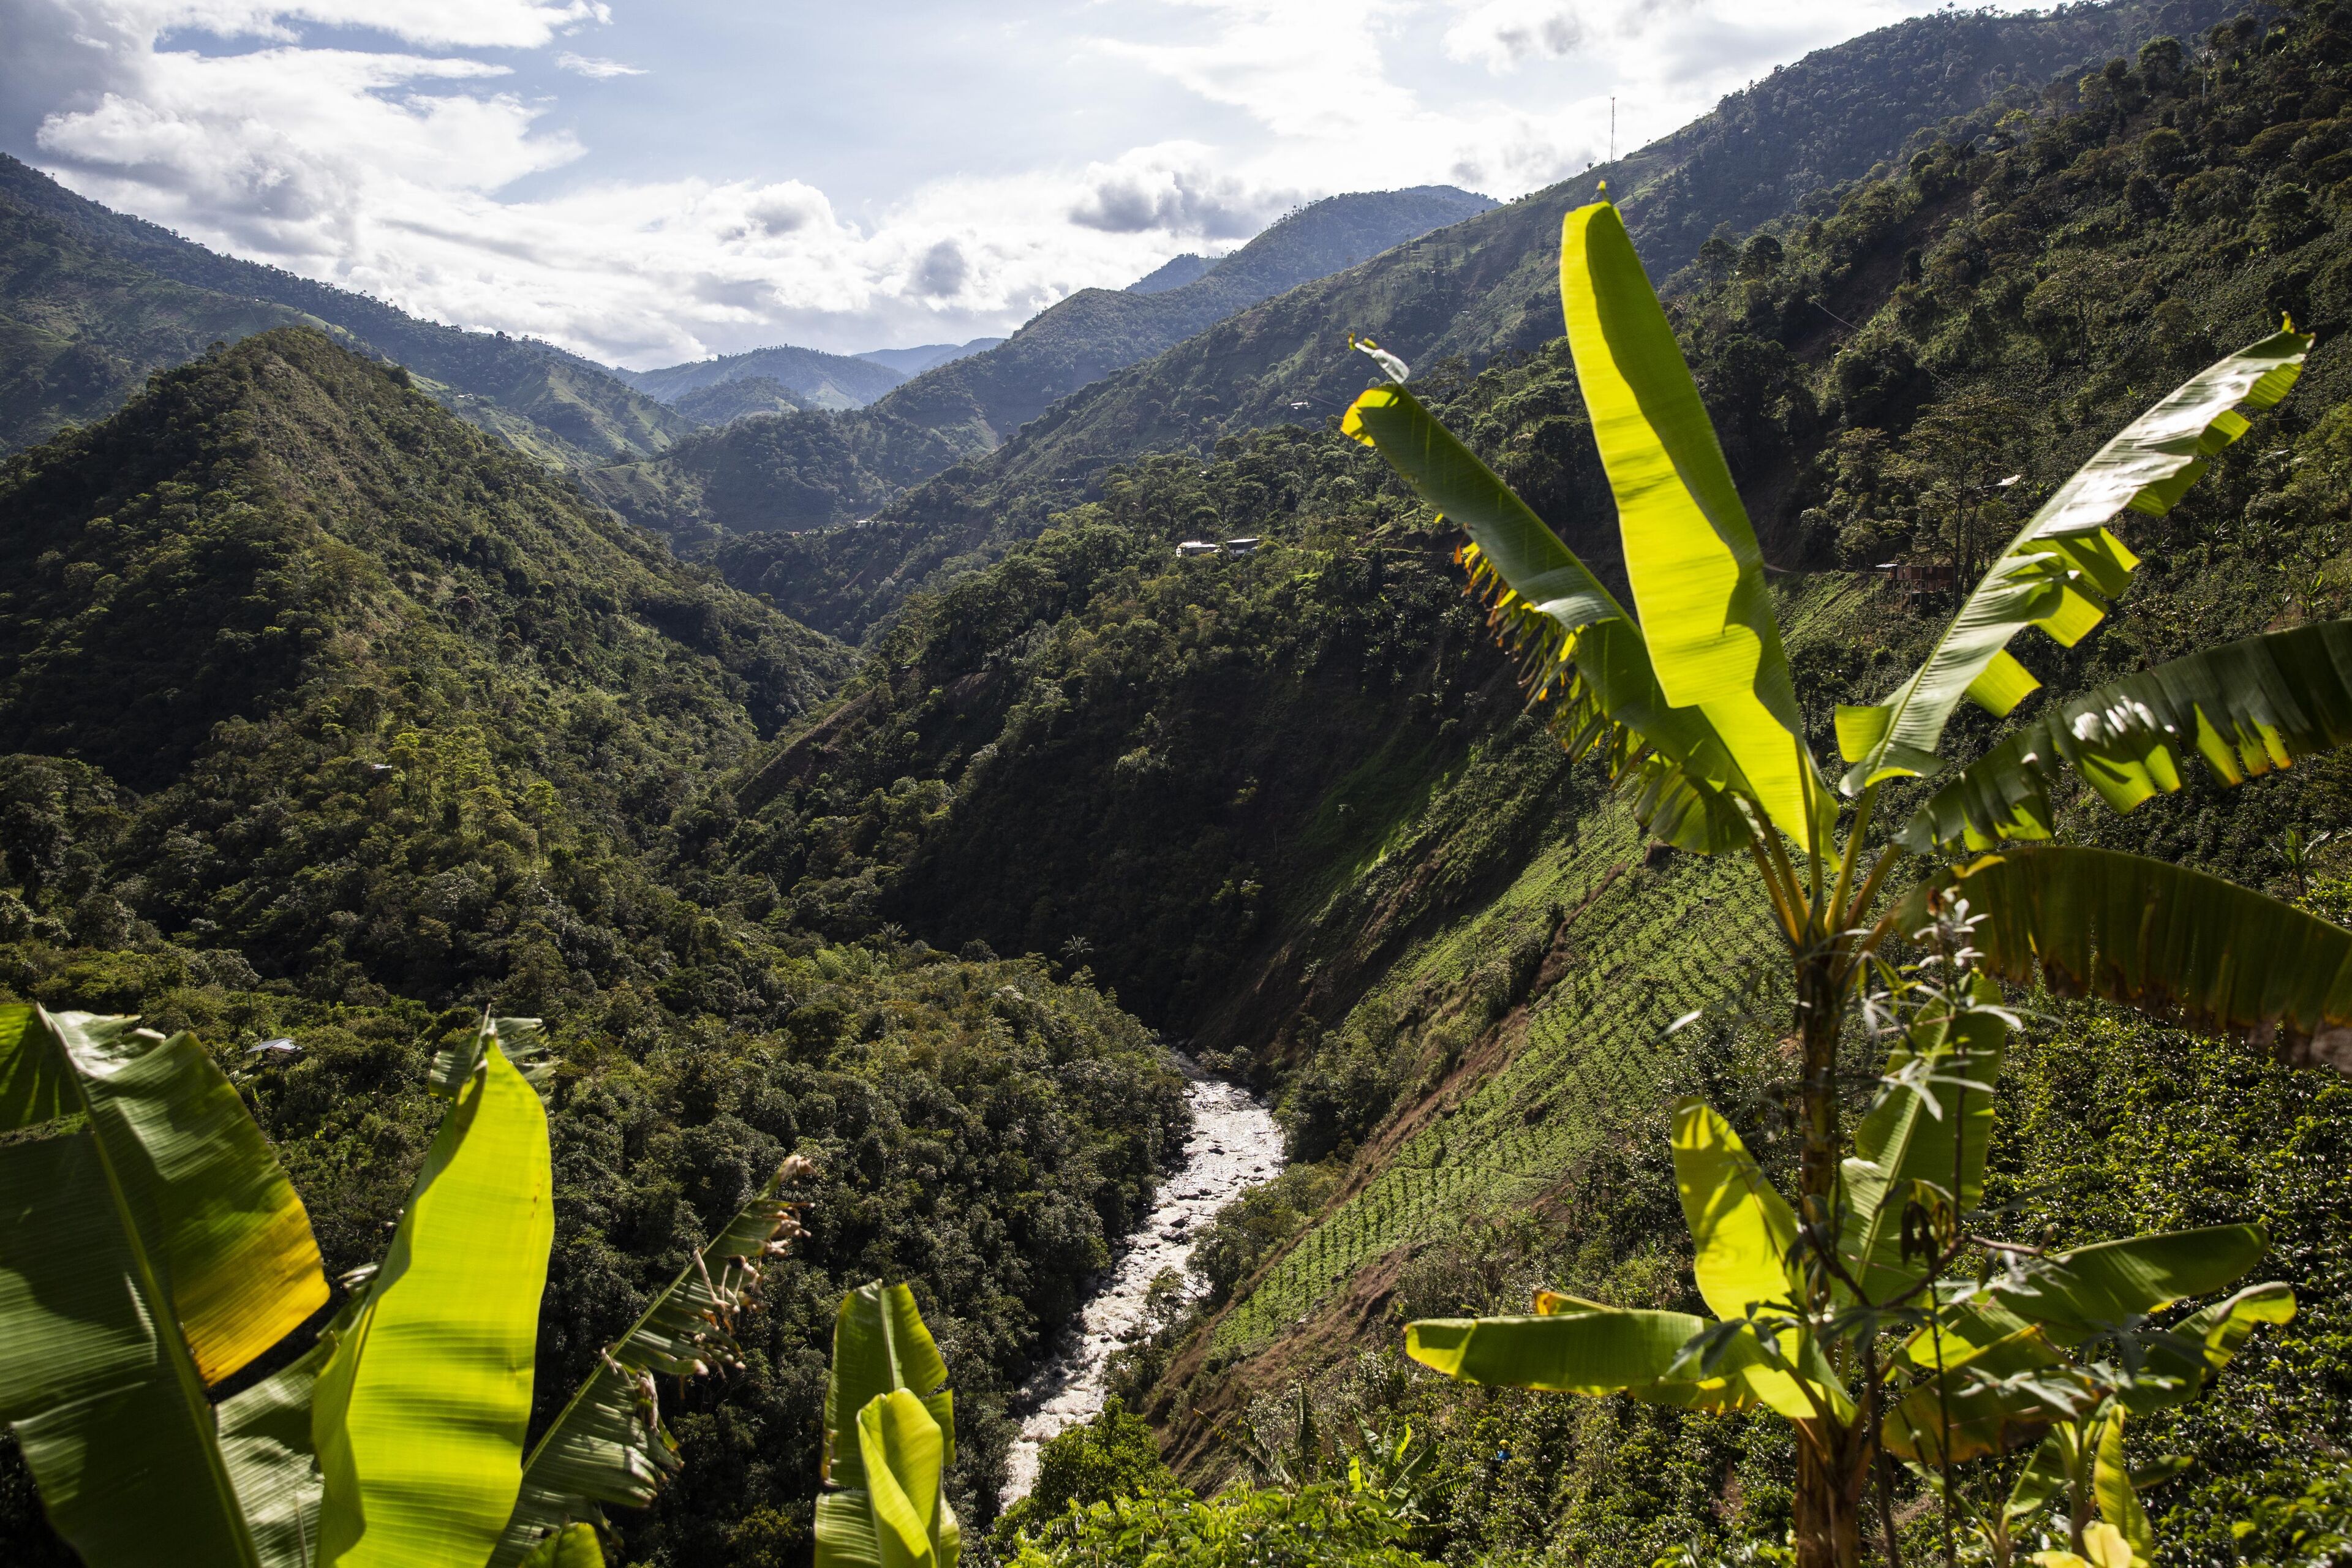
[0, 154, 696, 466]
[583, 185, 1498, 543]
[700, 0, 2240, 642]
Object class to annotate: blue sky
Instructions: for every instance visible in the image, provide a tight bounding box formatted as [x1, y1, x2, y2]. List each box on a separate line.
[1, 1, 1956, 366]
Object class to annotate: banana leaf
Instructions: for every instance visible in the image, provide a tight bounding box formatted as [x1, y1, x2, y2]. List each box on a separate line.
[1905, 848, 2352, 1071]
[1839, 329, 2309, 792]
[1902, 622, 2352, 853]
[2095, 1412, 2154, 1567]
[1989, 1226, 2269, 1340]
[313, 1038, 554, 1568]
[1406, 1308, 1754, 1408]
[1883, 1322, 2075, 1465]
[492, 1156, 812, 1565]
[822, 1283, 955, 1492]
[1559, 200, 1824, 846]
[816, 1390, 960, 1568]
[0, 1006, 330, 1568]
[1839, 994, 2007, 1306]
[430, 1013, 555, 1101]
[217, 1280, 374, 1568]
[2008, 1428, 2076, 1523]
[1341, 382, 1752, 853]
[519, 1523, 605, 1567]
[1672, 1099, 1800, 1320]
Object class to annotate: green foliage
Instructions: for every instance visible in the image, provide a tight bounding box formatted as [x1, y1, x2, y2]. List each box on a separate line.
[992, 1401, 1172, 1541]
[690, 4, 2226, 642]
[0, 332, 1191, 1567]
[1003, 1483, 1440, 1568]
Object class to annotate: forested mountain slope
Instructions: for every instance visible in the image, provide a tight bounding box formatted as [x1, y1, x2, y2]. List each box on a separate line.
[702, 0, 2239, 643]
[583, 187, 1496, 542]
[0, 329, 1189, 1567]
[679, 9, 2352, 1561]
[0, 155, 695, 466]
[619, 341, 910, 411]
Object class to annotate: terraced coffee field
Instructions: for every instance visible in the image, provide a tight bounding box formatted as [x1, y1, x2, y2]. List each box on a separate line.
[1213, 801, 1778, 1355]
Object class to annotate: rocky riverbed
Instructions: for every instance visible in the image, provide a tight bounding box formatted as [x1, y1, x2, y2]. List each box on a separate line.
[1002, 1066, 1284, 1499]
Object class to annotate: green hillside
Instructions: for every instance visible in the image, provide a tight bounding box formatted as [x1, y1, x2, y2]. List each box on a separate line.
[0, 156, 696, 467]
[699, 0, 2237, 643]
[679, 8, 2352, 1561]
[0, 184, 316, 451]
[0, 330, 1195, 1567]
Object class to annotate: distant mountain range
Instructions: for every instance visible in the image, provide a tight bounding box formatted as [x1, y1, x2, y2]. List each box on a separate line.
[584, 185, 1498, 541]
[614, 342, 909, 412]
[690, 0, 2236, 641]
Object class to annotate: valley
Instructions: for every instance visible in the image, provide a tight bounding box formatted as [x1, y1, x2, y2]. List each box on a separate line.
[6, 4, 2352, 1568]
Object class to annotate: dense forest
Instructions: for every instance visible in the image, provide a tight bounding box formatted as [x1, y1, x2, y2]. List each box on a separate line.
[13, 3, 2352, 1568]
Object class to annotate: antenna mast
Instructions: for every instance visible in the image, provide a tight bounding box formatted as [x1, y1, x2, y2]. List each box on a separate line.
[1610, 97, 1616, 163]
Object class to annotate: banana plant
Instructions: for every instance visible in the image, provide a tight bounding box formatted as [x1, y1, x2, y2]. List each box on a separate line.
[0, 1006, 809, 1568]
[1408, 947, 2291, 1568]
[1342, 196, 2339, 1568]
[813, 1282, 962, 1568]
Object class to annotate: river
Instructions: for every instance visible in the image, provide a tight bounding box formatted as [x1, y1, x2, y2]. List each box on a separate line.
[1002, 1065, 1284, 1499]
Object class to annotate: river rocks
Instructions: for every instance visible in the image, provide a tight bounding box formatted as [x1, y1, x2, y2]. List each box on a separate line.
[1001, 1069, 1284, 1499]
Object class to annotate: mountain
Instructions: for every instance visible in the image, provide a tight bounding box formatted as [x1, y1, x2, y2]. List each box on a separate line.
[669, 372, 812, 424]
[586, 185, 1499, 543]
[677, 7, 2352, 1548]
[856, 337, 1005, 375]
[1126, 253, 1218, 293]
[618, 341, 908, 410]
[0, 180, 318, 453]
[704, 0, 2242, 642]
[0, 154, 693, 467]
[0, 326, 1188, 1567]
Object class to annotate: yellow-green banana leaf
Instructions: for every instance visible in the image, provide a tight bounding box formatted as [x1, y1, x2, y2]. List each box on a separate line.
[1839, 330, 2308, 791]
[313, 1039, 553, 1567]
[1905, 848, 2352, 1072]
[1901, 620, 2352, 853]
[1559, 200, 1824, 846]
[0, 1006, 330, 1568]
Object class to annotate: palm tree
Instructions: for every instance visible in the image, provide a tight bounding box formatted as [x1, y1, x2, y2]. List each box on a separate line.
[1340, 197, 2348, 1568]
[0, 1006, 810, 1567]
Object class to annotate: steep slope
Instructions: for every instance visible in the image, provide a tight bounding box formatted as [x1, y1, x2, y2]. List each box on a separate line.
[873, 186, 1499, 456]
[709, 0, 2236, 642]
[0, 327, 1193, 1568]
[585, 187, 1497, 543]
[0, 154, 694, 466]
[620, 341, 908, 410]
[1128, 254, 1218, 293]
[671, 372, 813, 424]
[693, 9, 2352, 1559]
[0, 182, 317, 451]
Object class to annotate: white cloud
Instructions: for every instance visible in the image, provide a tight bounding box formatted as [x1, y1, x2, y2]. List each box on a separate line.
[1067, 143, 1291, 238]
[1, 0, 1960, 365]
[554, 51, 644, 78]
[1442, 1, 1589, 72]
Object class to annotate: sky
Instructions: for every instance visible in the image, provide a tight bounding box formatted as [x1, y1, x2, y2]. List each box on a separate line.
[1, 0, 1964, 368]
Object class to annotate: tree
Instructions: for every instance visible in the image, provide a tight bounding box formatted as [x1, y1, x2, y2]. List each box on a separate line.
[1340, 198, 2340, 1568]
[0, 1006, 809, 1567]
